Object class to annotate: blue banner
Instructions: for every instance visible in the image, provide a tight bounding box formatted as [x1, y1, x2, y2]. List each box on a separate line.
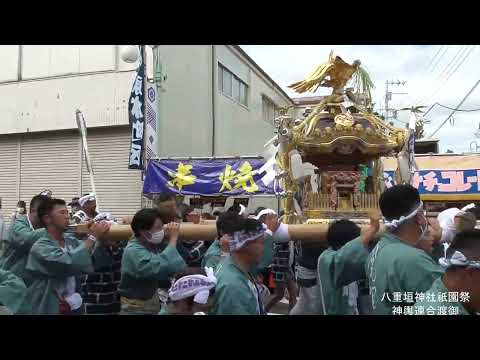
[143, 159, 480, 197]
[128, 46, 146, 170]
[384, 169, 480, 195]
[143, 159, 275, 196]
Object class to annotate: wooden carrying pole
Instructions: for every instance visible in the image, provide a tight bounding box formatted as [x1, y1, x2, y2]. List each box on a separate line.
[71, 222, 384, 245]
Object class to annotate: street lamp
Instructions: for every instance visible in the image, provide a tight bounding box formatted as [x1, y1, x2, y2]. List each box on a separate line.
[120, 45, 140, 63]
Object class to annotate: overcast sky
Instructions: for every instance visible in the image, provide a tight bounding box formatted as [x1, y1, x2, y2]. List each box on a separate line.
[240, 45, 480, 153]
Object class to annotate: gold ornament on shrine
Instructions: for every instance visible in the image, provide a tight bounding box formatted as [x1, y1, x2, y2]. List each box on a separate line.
[271, 51, 409, 224]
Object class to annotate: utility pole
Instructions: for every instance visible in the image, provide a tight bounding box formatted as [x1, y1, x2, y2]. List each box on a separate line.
[384, 80, 407, 122]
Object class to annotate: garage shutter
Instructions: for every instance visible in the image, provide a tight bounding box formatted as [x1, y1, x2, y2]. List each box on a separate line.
[0, 136, 19, 227]
[81, 126, 142, 219]
[20, 131, 80, 206]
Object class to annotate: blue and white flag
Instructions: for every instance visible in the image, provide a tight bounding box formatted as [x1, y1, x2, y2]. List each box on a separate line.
[128, 45, 146, 170]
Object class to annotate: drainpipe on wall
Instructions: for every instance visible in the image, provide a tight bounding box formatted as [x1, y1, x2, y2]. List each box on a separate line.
[153, 46, 166, 157]
[211, 45, 216, 157]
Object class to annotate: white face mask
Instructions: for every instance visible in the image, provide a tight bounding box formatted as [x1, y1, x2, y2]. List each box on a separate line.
[147, 230, 165, 244]
[17, 207, 24, 213]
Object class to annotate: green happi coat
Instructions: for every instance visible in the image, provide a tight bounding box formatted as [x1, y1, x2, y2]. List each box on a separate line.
[209, 257, 263, 315]
[201, 234, 274, 274]
[1, 216, 46, 286]
[23, 233, 94, 315]
[412, 277, 470, 315]
[317, 237, 369, 315]
[366, 232, 444, 315]
[201, 240, 224, 271]
[118, 238, 187, 301]
[0, 268, 27, 314]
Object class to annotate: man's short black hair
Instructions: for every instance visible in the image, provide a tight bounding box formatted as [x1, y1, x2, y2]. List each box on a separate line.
[465, 205, 480, 220]
[327, 219, 361, 251]
[216, 211, 243, 237]
[227, 204, 241, 214]
[131, 208, 162, 238]
[158, 193, 175, 204]
[30, 195, 53, 214]
[242, 218, 264, 233]
[177, 203, 194, 222]
[37, 198, 66, 224]
[447, 229, 480, 260]
[379, 184, 421, 221]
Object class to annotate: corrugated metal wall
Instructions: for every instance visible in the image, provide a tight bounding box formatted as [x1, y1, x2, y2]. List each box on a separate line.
[0, 136, 19, 227]
[20, 131, 80, 206]
[81, 127, 142, 218]
[0, 126, 142, 228]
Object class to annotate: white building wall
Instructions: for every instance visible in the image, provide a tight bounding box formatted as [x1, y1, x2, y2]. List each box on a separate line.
[0, 71, 135, 134]
[0, 45, 136, 135]
[0, 45, 292, 213]
[156, 45, 213, 157]
[0, 45, 292, 157]
[215, 45, 291, 156]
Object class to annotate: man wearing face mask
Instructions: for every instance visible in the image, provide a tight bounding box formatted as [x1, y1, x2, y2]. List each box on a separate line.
[413, 230, 480, 315]
[366, 184, 444, 315]
[118, 208, 187, 315]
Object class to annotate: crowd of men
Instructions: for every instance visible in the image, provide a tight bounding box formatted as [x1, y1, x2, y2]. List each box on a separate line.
[0, 184, 479, 315]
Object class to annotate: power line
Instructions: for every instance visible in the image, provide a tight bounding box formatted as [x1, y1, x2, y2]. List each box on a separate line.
[435, 46, 467, 82]
[425, 45, 444, 72]
[409, 46, 452, 106]
[428, 79, 480, 139]
[444, 45, 476, 82]
[425, 102, 480, 114]
[430, 45, 449, 73]
[423, 46, 476, 105]
[420, 46, 467, 102]
[419, 46, 474, 105]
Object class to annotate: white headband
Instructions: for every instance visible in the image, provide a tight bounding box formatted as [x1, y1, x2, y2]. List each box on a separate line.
[79, 193, 96, 207]
[239, 204, 246, 216]
[439, 250, 480, 269]
[255, 209, 277, 220]
[462, 203, 475, 211]
[383, 202, 424, 230]
[93, 212, 113, 222]
[168, 267, 217, 304]
[40, 189, 53, 197]
[229, 224, 267, 252]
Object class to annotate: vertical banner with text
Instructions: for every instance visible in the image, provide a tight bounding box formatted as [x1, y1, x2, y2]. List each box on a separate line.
[128, 45, 146, 170]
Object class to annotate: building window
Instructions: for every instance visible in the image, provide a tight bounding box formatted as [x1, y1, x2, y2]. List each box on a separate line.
[218, 63, 248, 107]
[239, 82, 247, 106]
[262, 96, 277, 124]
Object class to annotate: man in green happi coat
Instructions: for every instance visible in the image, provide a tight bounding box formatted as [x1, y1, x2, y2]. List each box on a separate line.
[1, 195, 50, 286]
[209, 218, 268, 315]
[412, 230, 480, 316]
[366, 185, 444, 315]
[23, 198, 110, 314]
